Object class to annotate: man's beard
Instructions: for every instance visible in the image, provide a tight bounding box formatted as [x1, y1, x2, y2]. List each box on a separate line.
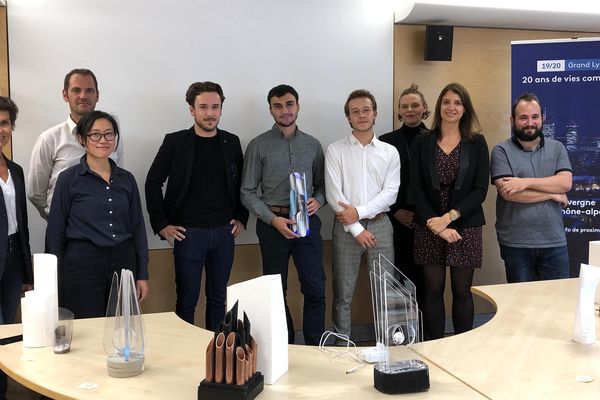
[277, 114, 297, 128]
[512, 124, 543, 142]
[197, 118, 218, 132]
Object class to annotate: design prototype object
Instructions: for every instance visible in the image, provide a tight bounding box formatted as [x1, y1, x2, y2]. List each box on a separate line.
[369, 254, 429, 394]
[198, 300, 264, 400]
[103, 269, 145, 378]
[289, 172, 309, 237]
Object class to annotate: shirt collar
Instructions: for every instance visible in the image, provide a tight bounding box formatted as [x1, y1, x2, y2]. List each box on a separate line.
[77, 155, 122, 176]
[67, 116, 78, 135]
[270, 124, 300, 139]
[188, 126, 221, 138]
[348, 133, 378, 147]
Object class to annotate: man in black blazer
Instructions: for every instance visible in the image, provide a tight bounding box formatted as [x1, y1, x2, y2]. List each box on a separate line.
[145, 82, 248, 329]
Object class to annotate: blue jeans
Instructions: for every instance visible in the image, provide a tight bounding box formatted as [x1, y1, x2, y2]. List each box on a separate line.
[173, 225, 234, 330]
[256, 215, 325, 345]
[500, 244, 569, 283]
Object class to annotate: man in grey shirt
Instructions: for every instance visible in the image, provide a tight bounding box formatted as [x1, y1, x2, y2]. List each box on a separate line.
[241, 84, 326, 345]
[491, 92, 572, 283]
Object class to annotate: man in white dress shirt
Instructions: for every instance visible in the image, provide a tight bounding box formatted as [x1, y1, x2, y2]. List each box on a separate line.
[325, 89, 400, 339]
[27, 68, 123, 220]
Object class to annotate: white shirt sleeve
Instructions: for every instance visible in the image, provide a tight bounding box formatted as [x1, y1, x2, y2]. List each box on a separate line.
[355, 147, 400, 220]
[27, 132, 55, 220]
[325, 141, 364, 237]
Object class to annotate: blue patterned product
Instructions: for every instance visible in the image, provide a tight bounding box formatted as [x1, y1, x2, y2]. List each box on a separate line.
[289, 172, 309, 237]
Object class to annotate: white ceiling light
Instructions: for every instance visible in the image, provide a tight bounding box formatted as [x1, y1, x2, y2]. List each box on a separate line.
[395, 1, 600, 32]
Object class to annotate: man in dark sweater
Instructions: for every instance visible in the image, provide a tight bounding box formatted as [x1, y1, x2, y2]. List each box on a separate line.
[145, 82, 248, 329]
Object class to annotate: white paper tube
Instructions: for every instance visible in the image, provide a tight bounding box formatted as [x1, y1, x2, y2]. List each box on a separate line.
[31, 253, 59, 346]
[22, 291, 47, 348]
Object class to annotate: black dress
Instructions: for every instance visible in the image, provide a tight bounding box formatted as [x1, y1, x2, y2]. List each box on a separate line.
[413, 144, 483, 268]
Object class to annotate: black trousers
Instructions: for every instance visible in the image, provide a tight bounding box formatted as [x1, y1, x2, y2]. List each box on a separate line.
[256, 215, 325, 345]
[60, 239, 137, 319]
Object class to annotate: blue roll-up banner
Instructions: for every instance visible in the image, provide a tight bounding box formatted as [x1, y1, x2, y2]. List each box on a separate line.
[512, 38, 600, 276]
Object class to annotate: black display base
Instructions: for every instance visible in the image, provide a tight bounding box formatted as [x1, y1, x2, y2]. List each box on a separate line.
[374, 360, 430, 394]
[198, 372, 264, 400]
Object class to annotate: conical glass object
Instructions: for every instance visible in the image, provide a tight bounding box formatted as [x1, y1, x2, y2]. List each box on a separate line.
[103, 269, 145, 377]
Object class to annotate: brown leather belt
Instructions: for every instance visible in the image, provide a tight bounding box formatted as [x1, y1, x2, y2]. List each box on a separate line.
[269, 206, 290, 215]
[361, 212, 386, 222]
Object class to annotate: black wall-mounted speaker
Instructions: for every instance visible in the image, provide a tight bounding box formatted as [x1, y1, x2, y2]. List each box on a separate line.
[424, 25, 454, 61]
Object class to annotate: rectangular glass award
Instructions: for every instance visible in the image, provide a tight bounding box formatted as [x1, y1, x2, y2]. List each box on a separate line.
[369, 254, 429, 394]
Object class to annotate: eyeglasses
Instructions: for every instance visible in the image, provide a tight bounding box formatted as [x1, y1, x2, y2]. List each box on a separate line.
[88, 131, 117, 142]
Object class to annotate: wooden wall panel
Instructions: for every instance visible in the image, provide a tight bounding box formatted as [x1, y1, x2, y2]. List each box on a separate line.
[143, 240, 375, 331]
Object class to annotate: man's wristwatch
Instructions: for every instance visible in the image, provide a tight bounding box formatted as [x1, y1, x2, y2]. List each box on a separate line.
[448, 209, 459, 222]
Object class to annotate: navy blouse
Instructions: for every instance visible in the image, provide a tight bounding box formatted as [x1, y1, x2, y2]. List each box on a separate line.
[47, 157, 148, 279]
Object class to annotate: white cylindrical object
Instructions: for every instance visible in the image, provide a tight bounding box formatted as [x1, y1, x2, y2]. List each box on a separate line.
[588, 241, 600, 304]
[22, 291, 47, 348]
[33, 253, 59, 346]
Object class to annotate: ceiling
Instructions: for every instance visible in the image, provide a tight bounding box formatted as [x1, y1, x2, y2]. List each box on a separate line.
[395, 2, 600, 33]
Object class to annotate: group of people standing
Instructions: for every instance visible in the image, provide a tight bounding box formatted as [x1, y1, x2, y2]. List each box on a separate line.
[382, 84, 572, 341]
[0, 69, 573, 389]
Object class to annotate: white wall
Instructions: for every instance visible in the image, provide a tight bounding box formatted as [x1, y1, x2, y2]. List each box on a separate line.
[9, 0, 395, 251]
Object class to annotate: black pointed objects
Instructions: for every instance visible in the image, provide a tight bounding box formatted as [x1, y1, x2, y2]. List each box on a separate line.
[222, 300, 239, 338]
[244, 312, 251, 344]
[237, 320, 246, 348]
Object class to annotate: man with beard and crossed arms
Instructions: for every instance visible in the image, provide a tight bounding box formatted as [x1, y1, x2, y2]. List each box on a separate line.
[491, 92, 572, 283]
[145, 81, 248, 329]
[241, 84, 326, 345]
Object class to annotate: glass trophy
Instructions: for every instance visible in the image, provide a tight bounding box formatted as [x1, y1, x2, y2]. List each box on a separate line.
[289, 172, 309, 237]
[369, 254, 429, 394]
[103, 269, 145, 378]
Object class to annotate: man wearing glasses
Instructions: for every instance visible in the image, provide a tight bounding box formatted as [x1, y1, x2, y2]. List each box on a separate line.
[28, 68, 123, 220]
[325, 89, 400, 341]
[145, 81, 248, 330]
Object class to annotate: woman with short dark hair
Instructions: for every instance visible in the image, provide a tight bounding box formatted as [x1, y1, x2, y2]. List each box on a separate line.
[47, 110, 149, 318]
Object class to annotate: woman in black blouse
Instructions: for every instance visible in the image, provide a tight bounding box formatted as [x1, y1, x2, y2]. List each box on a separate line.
[409, 83, 489, 339]
[47, 111, 149, 318]
[379, 83, 429, 321]
[0, 97, 33, 398]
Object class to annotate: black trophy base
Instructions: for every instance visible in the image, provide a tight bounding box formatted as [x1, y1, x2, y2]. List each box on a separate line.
[198, 372, 264, 400]
[374, 359, 430, 394]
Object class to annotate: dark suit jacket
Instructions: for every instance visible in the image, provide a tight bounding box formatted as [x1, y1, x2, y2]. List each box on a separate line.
[408, 131, 489, 228]
[145, 128, 249, 236]
[379, 123, 428, 214]
[0, 154, 33, 284]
